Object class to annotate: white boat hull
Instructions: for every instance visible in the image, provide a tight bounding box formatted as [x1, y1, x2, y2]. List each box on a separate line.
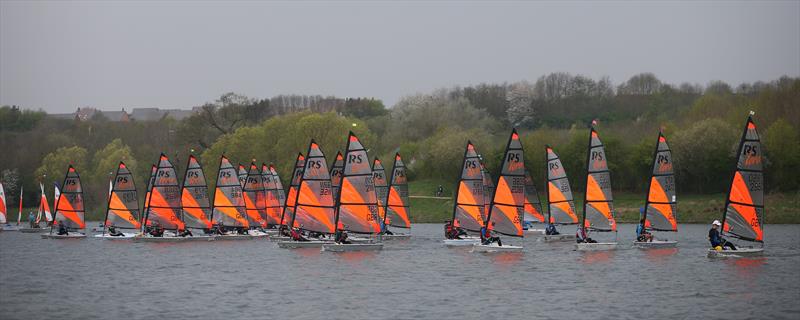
[707, 247, 764, 258]
[380, 234, 412, 240]
[277, 240, 332, 249]
[19, 228, 46, 233]
[133, 236, 189, 242]
[268, 235, 291, 242]
[524, 228, 546, 235]
[575, 242, 618, 251]
[542, 234, 576, 242]
[322, 243, 384, 252]
[216, 234, 256, 240]
[443, 238, 481, 246]
[93, 233, 138, 239]
[471, 243, 523, 253]
[633, 240, 677, 248]
[41, 233, 86, 239]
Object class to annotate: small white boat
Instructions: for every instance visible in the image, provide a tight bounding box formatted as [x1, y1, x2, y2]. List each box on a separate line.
[471, 243, 523, 253]
[277, 240, 333, 249]
[443, 237, 481, 246]
[247, 230, 269, 238]
[41, 233, 86, 239]
[524, 228, 545, 235]
[633, 240, 677, 248]
[322, 243, 384, 252]
[542, 234, 576, 242]
[575, 242, 618, 251]
[707, 247, 764, 258]
[93, 233, 138, 240]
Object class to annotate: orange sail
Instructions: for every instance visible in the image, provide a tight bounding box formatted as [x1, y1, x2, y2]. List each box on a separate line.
[451, 141, 485, 232]
[238, 164, 248, 187]
[142, 164, 157, 227]
[279, 153, 305, 227]
[38, 183, 53, 224]
[481, 164, 494, 223]
[52, 166, 86, 230]
[523, 170, 545, 223]
[330, 151, 344, 200]
[270, 164, 287, 219]
[212, 155, 249, 228]
[545, 145, 578, 225]
[385, 153, 411, 229]
[486, 129, 525, 237]
[243, 163, 267, 228]
[181, 155, 213, 229]
[643, 131, 677, 232]
[289, 140, 336, 233]
[144, 154, 184, 230]
[262, 164, 282, 226]
[581, 127, 617, 232]
[722, 115, 764, 242]
[0, 182, 6, 224]
[334, 132, 381, 234]
[104, 162, 141, 230]
[372, 158, 389, 224]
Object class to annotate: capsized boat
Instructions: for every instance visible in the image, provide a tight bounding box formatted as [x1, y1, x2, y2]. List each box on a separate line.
[444, 141, 485, 246]
[634, 131, 678, 248]
[575, 126, 618, 251]
[95, 162, 140, 239]
[523, 170, 545, 234]
[278, 153, 305, 230]
[178, 155, 216, 241]
[323, 132, 384, 252]
[211, 155, 252, 240]
[542, 145, 578, 242]
[380, 153, 412, 240]
[278, 140, 337, 249]
[42, 166, 86, 239]
[243, 162, 268, 237]
[473, 129, 525, 253]
[708, 114, 765, 258]
[136, 154, 188, 242]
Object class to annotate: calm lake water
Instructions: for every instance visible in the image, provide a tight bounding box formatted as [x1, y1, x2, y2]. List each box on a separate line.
[1, 223, 798, 319]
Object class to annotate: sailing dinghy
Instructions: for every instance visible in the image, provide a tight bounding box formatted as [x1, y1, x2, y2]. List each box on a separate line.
[95, 162, 140, 239]
[42, 166, 86, 239]
[522, 170, 546, 235]
[575, 126, 618, 251]
[179, 155, 216, 241]
[135, 154, 188, 242]
[243, 163, 269, 237]
[21, 183, 53, 232]
[212, 155, 253, 240]
[0, 182, 6, 231]
[443, 141, 485, 246]
[380, 153, 412, 240]
[278, 140, 337, 249]
[542, 146, 578, 242]
[708, 114, 765, 258]
[634, 131, 678, 248]
[472, 129, 525, 253]
[322, 132, 384, 252]
[271, 153, 305, 242]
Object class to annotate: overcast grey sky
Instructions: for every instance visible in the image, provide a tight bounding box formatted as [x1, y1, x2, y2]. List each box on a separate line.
[1, 1, 798, 113]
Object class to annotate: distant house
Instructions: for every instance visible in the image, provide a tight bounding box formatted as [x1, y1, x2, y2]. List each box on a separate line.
[129, 108, 194, 121]
[49, 107, 196, 122]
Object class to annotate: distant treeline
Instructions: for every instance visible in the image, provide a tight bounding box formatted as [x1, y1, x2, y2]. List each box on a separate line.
[1, 73, 798, 212]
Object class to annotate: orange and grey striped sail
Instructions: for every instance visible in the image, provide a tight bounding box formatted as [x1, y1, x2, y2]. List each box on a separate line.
[145, 154, 185, 230]
[51, 165, 86, 231]
[238, 164, 248, 187]
[142, 164, 157, 226]
[271, 164, 287, 217]
[643, 131, 677, 232]
[243, 163, 267, 228]
[334, 132, 381, 234]
[481, 164, 494, 224]
[372, 158, 389, 223]
[545, 146, 578, 225]
[581, 127, 617, 232]
[104, 162, 141, 231]
[279, 153, 305, 227]
[486, 129, 525, 237]
[330, 151, 344, 200]
[451, 141, 485, 232]
[212, 155, 248, 228]
[523, 170, 545, 223]
[385, 153, 411, 228]
[722, 115, 764, 242]
[289, 140, 336, 233]
[181, 155, 212, 229]
[262, 164, 282, 226]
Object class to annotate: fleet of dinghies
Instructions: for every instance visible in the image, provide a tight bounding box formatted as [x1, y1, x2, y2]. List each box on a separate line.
[5, 114, 766, 258]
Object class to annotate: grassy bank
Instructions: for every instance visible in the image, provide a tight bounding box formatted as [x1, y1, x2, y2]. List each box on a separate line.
[408, 179, 800, 224]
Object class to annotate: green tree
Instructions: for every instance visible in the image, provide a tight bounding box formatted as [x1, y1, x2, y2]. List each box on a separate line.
[35, 146, 89, 186]
[763, 119, 800, 191]
[671, 119, 738, 193]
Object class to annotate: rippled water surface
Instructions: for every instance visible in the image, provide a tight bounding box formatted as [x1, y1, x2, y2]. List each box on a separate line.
[1, 223, 799, 319]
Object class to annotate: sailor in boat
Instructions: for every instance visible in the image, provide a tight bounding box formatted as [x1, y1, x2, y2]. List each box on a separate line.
[380, 220, 394, 235]
[545, 224, 559, 235]
[480, 222, 502, 246]
[178, 226, 193, 237]
[148, 224, 165, 237]
[334, 229, 352, 244]
[290, 227, 310, 242]
[576, 226, 596, 243]
[709, 220, 736, 251]
[107, 226, 125, 237]
[636, 212, 653, 242]
[57, 223, 69, 235]
[236, 227, 248, 235]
